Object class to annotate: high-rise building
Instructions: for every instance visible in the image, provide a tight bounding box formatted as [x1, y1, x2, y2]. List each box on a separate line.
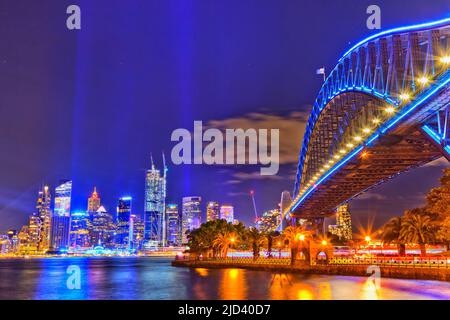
[220, 205, 234, 223]
[36, 185, 51, 252]
[206, 201, 219, 222]
[50, 180, 72, 252]
[131, 215, 144, 250]
[26, 213, 41, 254]
[328, 204, 353, 241]
[87, 187, 101, 213]
[181, 196, 202, 244]
[256, 209, 281, 233]
[70, 212, 91, 248]
[91, 206, 115, 247]
[116, 197, 132, 249]
[166, 204, 180, 246]
[144, 156, 167, 248]
[280, 190, 292, 230]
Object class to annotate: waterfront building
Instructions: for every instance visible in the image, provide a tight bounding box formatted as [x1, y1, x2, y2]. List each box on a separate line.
[181, 196, 202, 244]
[17, 225, 30, 255]
[206, 201, 219, 222]
[50, 180, 72, 252]
[219, 205, 234, 223]
[165, 204, 180, 246]
[116, 197, 132, 249]
[328, 204, 353, 241]
[36, 185, 51, 252]
[69, 212, 91, 248]
[144, 156, 167, 248]
[256, 209, 281, 233]
[90, 205, 115, 247]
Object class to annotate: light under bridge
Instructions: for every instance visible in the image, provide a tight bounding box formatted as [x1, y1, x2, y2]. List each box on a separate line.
[285, 17, 450, 222]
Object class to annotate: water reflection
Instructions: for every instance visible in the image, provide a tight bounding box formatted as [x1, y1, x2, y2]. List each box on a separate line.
[219, 269, 247, 300]
[1, 257, 450, 299]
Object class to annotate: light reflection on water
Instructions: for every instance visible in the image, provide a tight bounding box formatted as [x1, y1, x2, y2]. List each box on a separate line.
[0, 257, 449, 299]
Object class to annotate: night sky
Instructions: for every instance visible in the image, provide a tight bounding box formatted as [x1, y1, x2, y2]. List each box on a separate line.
[0, 0, 449, 231]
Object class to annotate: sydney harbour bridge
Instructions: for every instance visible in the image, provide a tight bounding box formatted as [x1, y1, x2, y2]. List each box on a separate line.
[284, 17, 450, 226]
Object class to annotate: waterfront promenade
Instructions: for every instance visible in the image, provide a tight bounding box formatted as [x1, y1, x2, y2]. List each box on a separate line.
[172, 256, 450, 282]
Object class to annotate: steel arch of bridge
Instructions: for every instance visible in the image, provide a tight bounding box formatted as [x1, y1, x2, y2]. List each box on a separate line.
[288, 17, 450, 219]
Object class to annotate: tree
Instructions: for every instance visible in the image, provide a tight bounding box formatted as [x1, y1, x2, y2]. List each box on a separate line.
[381, 217, 405, 256]
[213, 231, 237, 258]
[246, 227, 265, 260]
[400, 212, 435, 256]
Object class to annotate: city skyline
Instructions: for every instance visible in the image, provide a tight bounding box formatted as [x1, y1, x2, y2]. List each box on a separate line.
[1, 1, 450, 232]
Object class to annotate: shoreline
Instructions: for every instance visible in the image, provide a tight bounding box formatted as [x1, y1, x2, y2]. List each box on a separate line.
[172, 260, 450, 282]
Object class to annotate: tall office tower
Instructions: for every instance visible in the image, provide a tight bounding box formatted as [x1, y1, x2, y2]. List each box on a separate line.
[50, 180, 72, 252]
[220, 205, 234, 223]
[116, 197, 132, 249]
[280, 190, 292, 229]
[165, 204, 180, 246]
[181, 196, 202, 244]
[69, 212, 90, 248]
[206, 201, 219, 222]
[144, 155, 167, 247]
[131, 215, 144, 250]
[91, 206, 115, 247]
[328, 204, 353, 241]
[27, 213, 42, 254]
[36, 185, 51, 252]
[256, 209, 281, 233]
[87, 187, 101, 213]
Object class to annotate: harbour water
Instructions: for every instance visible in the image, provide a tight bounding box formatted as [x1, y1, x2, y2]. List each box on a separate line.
[0, 257, 449, 299]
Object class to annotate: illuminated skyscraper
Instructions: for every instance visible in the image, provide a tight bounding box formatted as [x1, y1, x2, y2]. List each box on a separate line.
[70, 212, 91, 248]
[91, 205, 115, 247]
[328, 204, 353, 241]
[131, 214, 144, 250]
[220, 205, 234, 223]
[50, 180, 72, 252]
[166, 204, 180, 246]
[27, 213, 41, 254]
[36, 185, 51, 252]
[144, 155, 167, 247]
[87, 187, 101, 213]
[116, 197, 132, 249]
[206, 201, 219, 222]
[181, 196, 202, 244]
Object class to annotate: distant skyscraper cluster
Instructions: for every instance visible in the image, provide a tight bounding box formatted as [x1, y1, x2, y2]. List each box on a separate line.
[0, 154, 242, 255]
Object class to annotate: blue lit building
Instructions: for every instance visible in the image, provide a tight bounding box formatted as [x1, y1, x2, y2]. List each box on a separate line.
[116, 197, 132, 249]
[181, 196, 202, 244]
[144, 156, 167, 248]
[165, 204, 180, 246]
[69, 211, 91, 248]
[50, 180, 72, 252]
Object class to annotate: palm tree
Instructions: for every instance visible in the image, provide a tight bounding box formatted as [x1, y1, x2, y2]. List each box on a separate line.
[283, 225, 311, 265]
[381, 217, 405, 256]
[246, 227, 265, 260]
[213, 231, 237, 258]
[400, 213, 435, 256]
[266, 231, 280, 258]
